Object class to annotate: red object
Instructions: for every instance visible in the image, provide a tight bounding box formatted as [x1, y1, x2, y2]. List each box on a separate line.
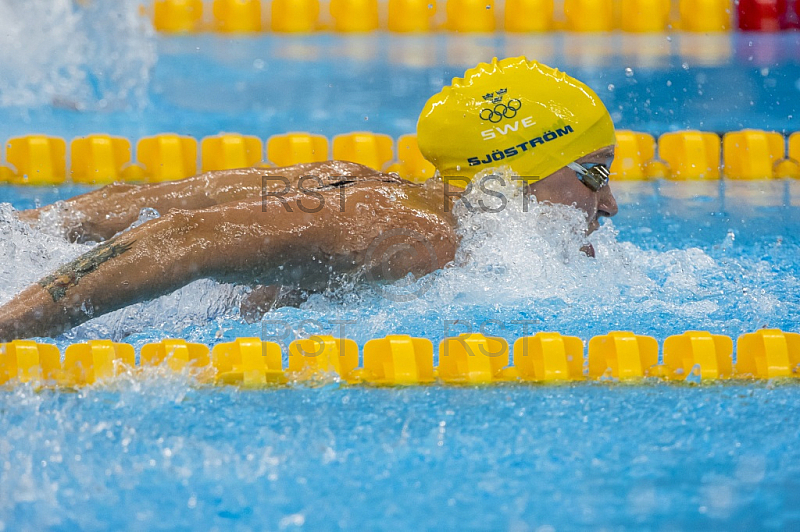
[738, 0, 788, 30]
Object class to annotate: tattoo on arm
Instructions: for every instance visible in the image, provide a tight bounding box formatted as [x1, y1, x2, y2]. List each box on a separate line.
[39, 238, 135, 302]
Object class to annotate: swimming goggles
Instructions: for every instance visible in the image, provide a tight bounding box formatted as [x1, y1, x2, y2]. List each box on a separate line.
[567, 162, 610, 192]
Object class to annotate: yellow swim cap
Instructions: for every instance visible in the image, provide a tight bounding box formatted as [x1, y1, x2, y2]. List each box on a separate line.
[417, 56, 615, 183]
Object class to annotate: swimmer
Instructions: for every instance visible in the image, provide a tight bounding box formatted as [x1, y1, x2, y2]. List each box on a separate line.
[0, 57, 618, 341]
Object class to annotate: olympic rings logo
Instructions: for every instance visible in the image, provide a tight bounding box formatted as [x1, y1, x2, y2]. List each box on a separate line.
[479, 99, 522, 123]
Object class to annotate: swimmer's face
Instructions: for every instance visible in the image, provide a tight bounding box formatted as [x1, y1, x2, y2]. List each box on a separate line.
[524, 145, 618, 236]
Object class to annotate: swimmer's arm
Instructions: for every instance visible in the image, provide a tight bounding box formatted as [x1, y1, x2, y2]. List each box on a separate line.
[0, 209, 217, 340]
[0, 189, 456, 340]
[1, 201, 322, 340]
[18, 162, 385, 243]
[16, 169, 263, 242]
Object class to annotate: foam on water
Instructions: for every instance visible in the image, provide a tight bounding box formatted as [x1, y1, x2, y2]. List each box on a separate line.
[0, 0, 155, 109]
[0, 204, 248, 343]
[0, 204, 83, 297]
[298, 174, 796, 344]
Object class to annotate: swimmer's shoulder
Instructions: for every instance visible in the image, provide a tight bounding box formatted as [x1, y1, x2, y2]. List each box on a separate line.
[242, 159, 443, 201]
[276, 160, 412, 189]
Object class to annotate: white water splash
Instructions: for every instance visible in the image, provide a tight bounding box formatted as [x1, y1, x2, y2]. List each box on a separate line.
[0, 204, 84, 299]
[0, 0, 155, 109]
[0, 168, 794, 342]
[302, 171, 790, 341]
[0, 205, 248, 342]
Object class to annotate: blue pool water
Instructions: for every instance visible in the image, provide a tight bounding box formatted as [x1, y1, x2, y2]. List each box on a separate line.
[2, 174, 799, 532]
[3, 383, 800, 530]
[1, 32, 799, 139]
[2, 6, 800, 529]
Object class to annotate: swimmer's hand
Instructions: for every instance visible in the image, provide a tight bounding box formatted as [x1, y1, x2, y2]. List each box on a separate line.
[239, 285, 309, 323]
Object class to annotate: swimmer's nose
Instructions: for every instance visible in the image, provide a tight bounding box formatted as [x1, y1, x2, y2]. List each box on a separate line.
[597, 186, 618, 218]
